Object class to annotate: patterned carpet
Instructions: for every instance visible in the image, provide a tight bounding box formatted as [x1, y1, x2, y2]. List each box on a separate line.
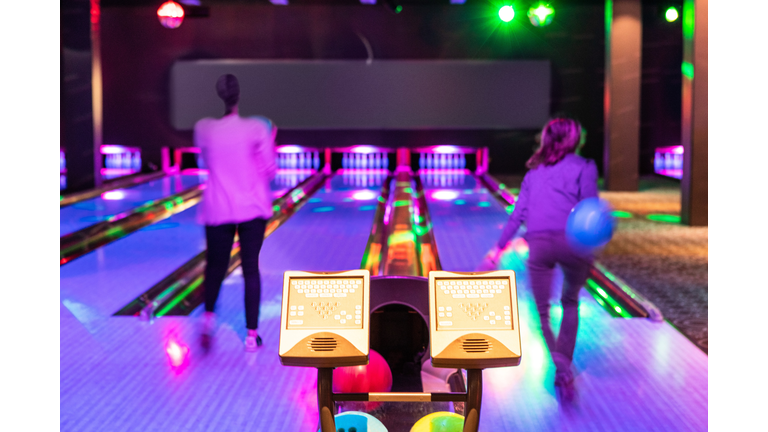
[494, 174, 709, 353]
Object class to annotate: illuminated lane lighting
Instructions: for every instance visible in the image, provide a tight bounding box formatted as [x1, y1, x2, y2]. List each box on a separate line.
[612, 210, 633, 218]
[528, 2, 555, 27]
[352, 190, 377, 201]
[313, 206, 335, 212]
[646, 214, 681, 224]
[102, 190, 127, 200]
[431, 191, 459, 201]
[682, 61, 694, 79]
[499, 5, 515, 22]
[665, 6, 679, 22]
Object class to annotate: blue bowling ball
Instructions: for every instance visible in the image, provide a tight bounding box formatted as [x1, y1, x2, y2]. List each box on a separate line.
[565, 197, 615, 251]
[318, 411, 388, 432]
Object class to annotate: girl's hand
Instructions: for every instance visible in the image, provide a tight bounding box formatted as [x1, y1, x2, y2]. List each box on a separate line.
[487, 245, 503, 264]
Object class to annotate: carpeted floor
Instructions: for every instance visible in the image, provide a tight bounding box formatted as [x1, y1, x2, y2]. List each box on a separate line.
[494, 174, 708, 353]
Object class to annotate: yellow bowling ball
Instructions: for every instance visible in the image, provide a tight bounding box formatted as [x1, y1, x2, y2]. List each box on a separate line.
[410, 411, 464, 432]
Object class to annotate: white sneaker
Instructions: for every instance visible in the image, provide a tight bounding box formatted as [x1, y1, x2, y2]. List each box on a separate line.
[245, 330, 262, 352]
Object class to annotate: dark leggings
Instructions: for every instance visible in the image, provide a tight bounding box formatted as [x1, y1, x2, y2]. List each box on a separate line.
[204, 217, 267, 330]
[526, 231, 592, 370]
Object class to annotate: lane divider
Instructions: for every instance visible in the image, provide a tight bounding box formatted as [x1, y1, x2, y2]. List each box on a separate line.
[115, 170, 330, 318]
[60, 184, 204, 265]
[60, 170, 168, 208]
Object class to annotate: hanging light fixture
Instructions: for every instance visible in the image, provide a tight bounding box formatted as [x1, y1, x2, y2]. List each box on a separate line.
[157, 1, 185, 29]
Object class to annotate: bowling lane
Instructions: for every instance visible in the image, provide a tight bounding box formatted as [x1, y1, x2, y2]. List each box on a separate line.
[422, 172, 707, 432]
[60, 171, 388, 432]
[59, 175, 291, 318]
[60, 173, 206, 236]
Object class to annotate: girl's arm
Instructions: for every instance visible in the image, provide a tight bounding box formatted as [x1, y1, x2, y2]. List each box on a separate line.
[496, 174, 530, 250]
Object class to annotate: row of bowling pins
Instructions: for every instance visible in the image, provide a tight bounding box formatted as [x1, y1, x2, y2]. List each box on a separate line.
[105, 152, 142, 170]
[275, 171, 311, 188]
[279, 152, 321, 170]
[419, 153, 466, 170]
[420, 171, 467, 187]
[342, 170, 388, 187]
[342, 153, 390, 170]
[653, 152, 683, 171]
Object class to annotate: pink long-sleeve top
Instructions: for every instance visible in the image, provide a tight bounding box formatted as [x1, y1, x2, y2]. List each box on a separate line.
[194, 114, 277, 226]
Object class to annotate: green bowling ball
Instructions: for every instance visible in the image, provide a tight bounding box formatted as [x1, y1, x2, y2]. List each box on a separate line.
[410, 411, 464, 432]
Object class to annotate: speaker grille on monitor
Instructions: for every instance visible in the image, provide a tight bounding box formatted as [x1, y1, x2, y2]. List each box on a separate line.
[462, 338, 491, 353]
[308, 337, 338, 352]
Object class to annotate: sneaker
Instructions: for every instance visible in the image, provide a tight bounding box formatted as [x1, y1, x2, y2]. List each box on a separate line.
[200, 312, 216, 351]
[245, 330, 262, 352]
[554, 369, 576, 402]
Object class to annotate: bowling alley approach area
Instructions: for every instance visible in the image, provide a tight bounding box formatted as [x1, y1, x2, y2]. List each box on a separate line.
[34, 0, 747, 430]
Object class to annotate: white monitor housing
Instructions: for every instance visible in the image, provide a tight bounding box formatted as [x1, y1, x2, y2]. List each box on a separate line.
[279, 270, 370, 368]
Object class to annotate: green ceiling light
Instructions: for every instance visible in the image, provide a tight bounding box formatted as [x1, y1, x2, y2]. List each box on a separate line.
[665, 6, 679, 22]
[528, 2, 555, 27]
[499, 5, 515, 22]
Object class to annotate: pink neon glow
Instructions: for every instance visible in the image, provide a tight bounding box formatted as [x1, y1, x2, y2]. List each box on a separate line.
[176, 147, 201, 154]
[101, 168, 139, 175]
[431, 190, 460, 201]
[655, 145, 684, 154]
[348, 145, 379, 154]
[101, 145, 140, 155]
[165, 339, 189, 368]
[276, 145, 306, 154]
[337, 168, 390, 175]
[419, 168, 470, 175]
[352, 190, 377, 201]
[432, 145, 461, 154]
[657, 169, 683, 179]
[180, 168, 209, 175]
[102, 190, 127, 200]
[414, 145, 475, 154]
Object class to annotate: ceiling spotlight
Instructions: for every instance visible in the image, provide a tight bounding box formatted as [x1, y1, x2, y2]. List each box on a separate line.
[498, 5, 515, 23]
[384, 0, 403, 13]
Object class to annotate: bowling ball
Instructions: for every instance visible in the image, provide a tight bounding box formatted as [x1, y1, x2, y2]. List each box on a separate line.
[565, 197, 615, 252]
[333, 349, 392, 411]
[318, 411, 388, 432]
[410, 411, 464, 432]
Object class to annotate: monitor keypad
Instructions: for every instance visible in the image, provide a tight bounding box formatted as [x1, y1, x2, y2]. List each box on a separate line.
[287, 277, 364, 329]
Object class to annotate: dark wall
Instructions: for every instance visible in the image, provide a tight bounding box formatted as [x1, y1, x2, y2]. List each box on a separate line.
[101, 3, 607, 175]
[640, 2, 683, 175]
